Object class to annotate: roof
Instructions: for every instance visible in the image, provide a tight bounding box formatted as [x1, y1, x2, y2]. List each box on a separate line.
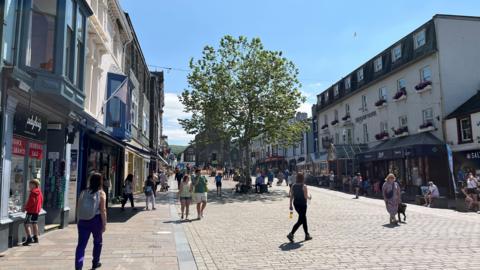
[446, 91, 480, 119]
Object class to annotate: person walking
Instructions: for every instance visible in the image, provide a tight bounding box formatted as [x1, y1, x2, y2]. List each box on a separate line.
[192, 169, 208, 219]
[352, 173, 362, 199]
[277, 170, 285, 186]
[22, 179, 43, 246]
[144, 175, 156, 210]
[215, 172, 223, 196]
[175, 168, 184, 189]
[267, 169, 274, 187]
[287, 173, 312, 242]
[75, 173, 107, 270]
[466, 172, 479, 211]
[178, 175, 193, 220]
[121, 174, 136, 211]
[284, 169, 290, 186]
[382, 173, 401, 225]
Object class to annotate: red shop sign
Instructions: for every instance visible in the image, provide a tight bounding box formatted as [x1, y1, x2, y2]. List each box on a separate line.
[29, 142, 43, 159]
[12, 138, 26, 156]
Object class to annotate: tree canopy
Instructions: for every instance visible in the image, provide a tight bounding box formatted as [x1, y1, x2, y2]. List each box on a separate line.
[179, 35, 307, 171]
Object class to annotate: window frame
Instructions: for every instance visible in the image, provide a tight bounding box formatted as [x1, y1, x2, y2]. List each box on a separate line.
[374, 56, 382, 72]
[345, 103, 350, 115]
[392, 44, 402, 62]
[345, 76, 351, 90]
[333, 85, 339, 97]
[397, 78, 406, 91]
[357, 68, 364, 82]
[334, 109, 338, 121]
[361, 95, 367, 112]
[380, 122, 388, 133]
[458, 116, 473, 143]
[414, 29, 426, 50]
[420, 66, 432, 82]
[324, 114, 328, 125]
[399, 115, 408, 128]
[131, 91, 138, 127]
[422, 108, 433, 124]
[378, 86, 387, 100]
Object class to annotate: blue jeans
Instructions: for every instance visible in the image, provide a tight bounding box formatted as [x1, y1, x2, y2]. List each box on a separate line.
[75, 215, 103, 269]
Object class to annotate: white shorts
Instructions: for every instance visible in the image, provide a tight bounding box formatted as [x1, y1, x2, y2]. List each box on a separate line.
[194, 193, 207, 203]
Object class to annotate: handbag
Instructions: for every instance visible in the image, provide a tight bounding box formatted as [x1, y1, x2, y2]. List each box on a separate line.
[386, 183, 395, 199]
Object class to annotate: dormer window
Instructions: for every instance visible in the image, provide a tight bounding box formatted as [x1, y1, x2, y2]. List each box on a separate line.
[414, 29, 426, 49]
[374, 56, 382, 72]
[392, 44, 402, 62]
[345, 76, 351, 90]
[324, 92, 329, 103]
[317, 95, 322, 104]
[334, 85, 339, 97]
[357, 68, 364, 81]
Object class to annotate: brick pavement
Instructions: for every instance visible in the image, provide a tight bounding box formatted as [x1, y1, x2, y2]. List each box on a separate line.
[0, 190, 181, 270]
[177, 178, 480, 270]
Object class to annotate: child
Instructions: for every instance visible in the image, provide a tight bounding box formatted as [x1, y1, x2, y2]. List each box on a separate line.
[23, 179, 43, 246]
[215, 172, 223, 196]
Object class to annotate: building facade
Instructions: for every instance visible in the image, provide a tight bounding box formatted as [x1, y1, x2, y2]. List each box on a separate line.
[313, 15, 480, 197]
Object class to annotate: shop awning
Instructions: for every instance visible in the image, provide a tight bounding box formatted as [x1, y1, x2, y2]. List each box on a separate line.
[125, 142, 153, 160]
[357, 132, 446, 162]
[157, 155, 169, 166]
[310, 152, 327, 164]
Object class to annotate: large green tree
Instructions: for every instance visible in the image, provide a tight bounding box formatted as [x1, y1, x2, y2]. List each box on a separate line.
[180, 35, 307, 174]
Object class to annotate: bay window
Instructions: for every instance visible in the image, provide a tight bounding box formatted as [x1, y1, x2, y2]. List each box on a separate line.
[27, 0, 58, 72]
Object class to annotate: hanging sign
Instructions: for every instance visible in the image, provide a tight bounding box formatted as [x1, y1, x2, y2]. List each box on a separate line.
[29, 142, 44, 159]
[13, 106, 47, 141]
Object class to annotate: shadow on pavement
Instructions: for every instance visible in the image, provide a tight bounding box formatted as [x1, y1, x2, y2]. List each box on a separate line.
[207, 189, 289, 205]
[279, 242, 303, 251]
[107, 207, 141, 223]
[382, 223, 400, 228]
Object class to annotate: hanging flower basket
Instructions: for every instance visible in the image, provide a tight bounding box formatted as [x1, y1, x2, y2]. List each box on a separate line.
[331, 120, 339, 126]
[393, 88, 407, 101]
[394, 126, 409, 136]
[375, 131, 389, 140]
[321, 124, 329, 130]
[415, 80, 432, 91]
[375, 99, 387, 107]
[341, 114, 351, 121]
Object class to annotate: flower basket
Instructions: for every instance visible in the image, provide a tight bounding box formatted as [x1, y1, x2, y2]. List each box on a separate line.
[415, 80, 432, 91]
[321, 124, 329, 130]
[331, 120, 339, 126]
[418, 122, 435, 132]
[341, 114, 351, 121]
[393, 88, 407, 101]
[375, 99, 387, 107]
[394, 126, 409, 136]
[375, 132, 389, 140]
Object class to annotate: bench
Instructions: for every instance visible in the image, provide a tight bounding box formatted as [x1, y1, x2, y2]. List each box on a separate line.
[415, 195, 448, 208]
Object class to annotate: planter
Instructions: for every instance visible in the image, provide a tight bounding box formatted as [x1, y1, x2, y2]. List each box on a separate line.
[341, 115, 351, 121]
[394, 94, 407, 102]
[331, 120, 339, 126]
[376, 103, 388, 109]
[321, 124, 328, 130]
[418, 125, 435, 133]
[415, 84, 432, 94]
[396, 131, 409, 137]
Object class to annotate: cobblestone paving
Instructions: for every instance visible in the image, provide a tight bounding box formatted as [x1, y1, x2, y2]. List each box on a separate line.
[176, 178, 480, 270]
[0, 192, 179, 270]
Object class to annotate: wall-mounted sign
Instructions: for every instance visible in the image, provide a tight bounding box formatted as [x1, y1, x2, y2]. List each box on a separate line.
[12, 137, 26, 156]
[466, 151, 480, 160]
[29, 142, 44, 159]
[13, 106, 47, 141]
[355, 111, 377, 123]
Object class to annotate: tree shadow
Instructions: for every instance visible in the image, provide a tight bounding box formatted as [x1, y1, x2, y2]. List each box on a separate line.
[207, 188, 289, 205]
[279, 241, 304, 251]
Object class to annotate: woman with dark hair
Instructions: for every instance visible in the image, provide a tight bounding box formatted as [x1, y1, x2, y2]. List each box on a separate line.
[75, 173, 107, 270]
[287, 173, 312, 242]
[121, 174, 136, 211]
[144, 175, 156, 210]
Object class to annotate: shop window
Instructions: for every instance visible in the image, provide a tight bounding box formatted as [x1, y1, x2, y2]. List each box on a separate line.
[421, 66, 432, 82]
[3, 0, 18, 64]
[392, 44, 402, 62]
[345, 77, 351, 90]
[9, 138, 27, 214]
[357, 68, 364, 81]
[422, 108, 433, 124]
[345, 103, 350, 115]
[374, 56, 382, 72]
[75, 11, 85, 88]
[459, 117, 472, 143]
[414, 29, 426, 49]
[26, 0, 58, 72]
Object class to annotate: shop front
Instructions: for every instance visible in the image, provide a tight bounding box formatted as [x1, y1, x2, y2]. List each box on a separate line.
[358, 133, 452, 199]
[453, 149, 480, 181]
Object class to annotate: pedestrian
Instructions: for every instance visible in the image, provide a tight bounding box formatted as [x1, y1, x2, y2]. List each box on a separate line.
[144, 175, 156, 210]
[424, 181, 440, 207]
[267, 169, 274, 187]
[352, 173, 362, 199]
[215, 172, 223, 196]
[159, 170, 168, 192]
[121, 174, 136, 211]
[175, 168, 184, 189]
[192, 169, 208, 219]
[75, 173, 107, 270]
[22, 179, 43, 246]
[153, 173, 160, 195]
[277, 170, 285, 186]
[287, 173, 312, 242]
[329, 171, 335, 190]
[284, 169, 290, 186]
[382, 173, 401, 225]
[178, 175, 193, 220]
[466, 172, 479, 210]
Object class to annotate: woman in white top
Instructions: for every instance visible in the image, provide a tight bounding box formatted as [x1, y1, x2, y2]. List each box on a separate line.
[466, 173, 479, 210]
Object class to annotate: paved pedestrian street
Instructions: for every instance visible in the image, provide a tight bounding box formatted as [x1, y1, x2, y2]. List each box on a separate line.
[180, 179, 480, 270]
[1, 178, 480, 270]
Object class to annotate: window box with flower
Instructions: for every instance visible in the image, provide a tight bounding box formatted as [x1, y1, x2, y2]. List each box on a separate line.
[393, 88, 407, 102]
[375, 99, 387, 108]
[321, 124, 329, 130]
[375, 131, 389, 141]
[418, 122, 435, 132]
[331, 119, 339, 126]
[415, 80, 432, 93]
[341, 114, 351, 121]
[394, 126, 409, 137]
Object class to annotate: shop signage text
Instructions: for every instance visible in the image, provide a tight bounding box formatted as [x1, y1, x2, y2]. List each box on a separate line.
[14, 106, 47, 141]
[12, 138, 26, 156]
[355, 111, 377, 123]
[29, 142, 43, 159]
[466, 151, 480, 160]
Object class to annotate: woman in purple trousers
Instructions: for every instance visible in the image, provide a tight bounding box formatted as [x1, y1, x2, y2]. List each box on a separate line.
[75, 173, 107, 270]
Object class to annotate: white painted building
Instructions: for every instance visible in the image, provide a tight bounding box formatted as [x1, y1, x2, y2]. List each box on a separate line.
[313, 15, 480, 197]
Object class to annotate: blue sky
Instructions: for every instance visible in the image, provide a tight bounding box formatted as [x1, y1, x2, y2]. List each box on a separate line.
[120, 0, 480, 145]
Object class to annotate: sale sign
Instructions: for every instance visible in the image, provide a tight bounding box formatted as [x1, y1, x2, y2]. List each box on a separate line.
[29, 142, 43, 159]
[12, 138, 26, 156]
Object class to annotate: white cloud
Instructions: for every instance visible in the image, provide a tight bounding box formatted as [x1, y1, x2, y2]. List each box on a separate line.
[163, 92, 192, 145]
[298, 102, 313, 117]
